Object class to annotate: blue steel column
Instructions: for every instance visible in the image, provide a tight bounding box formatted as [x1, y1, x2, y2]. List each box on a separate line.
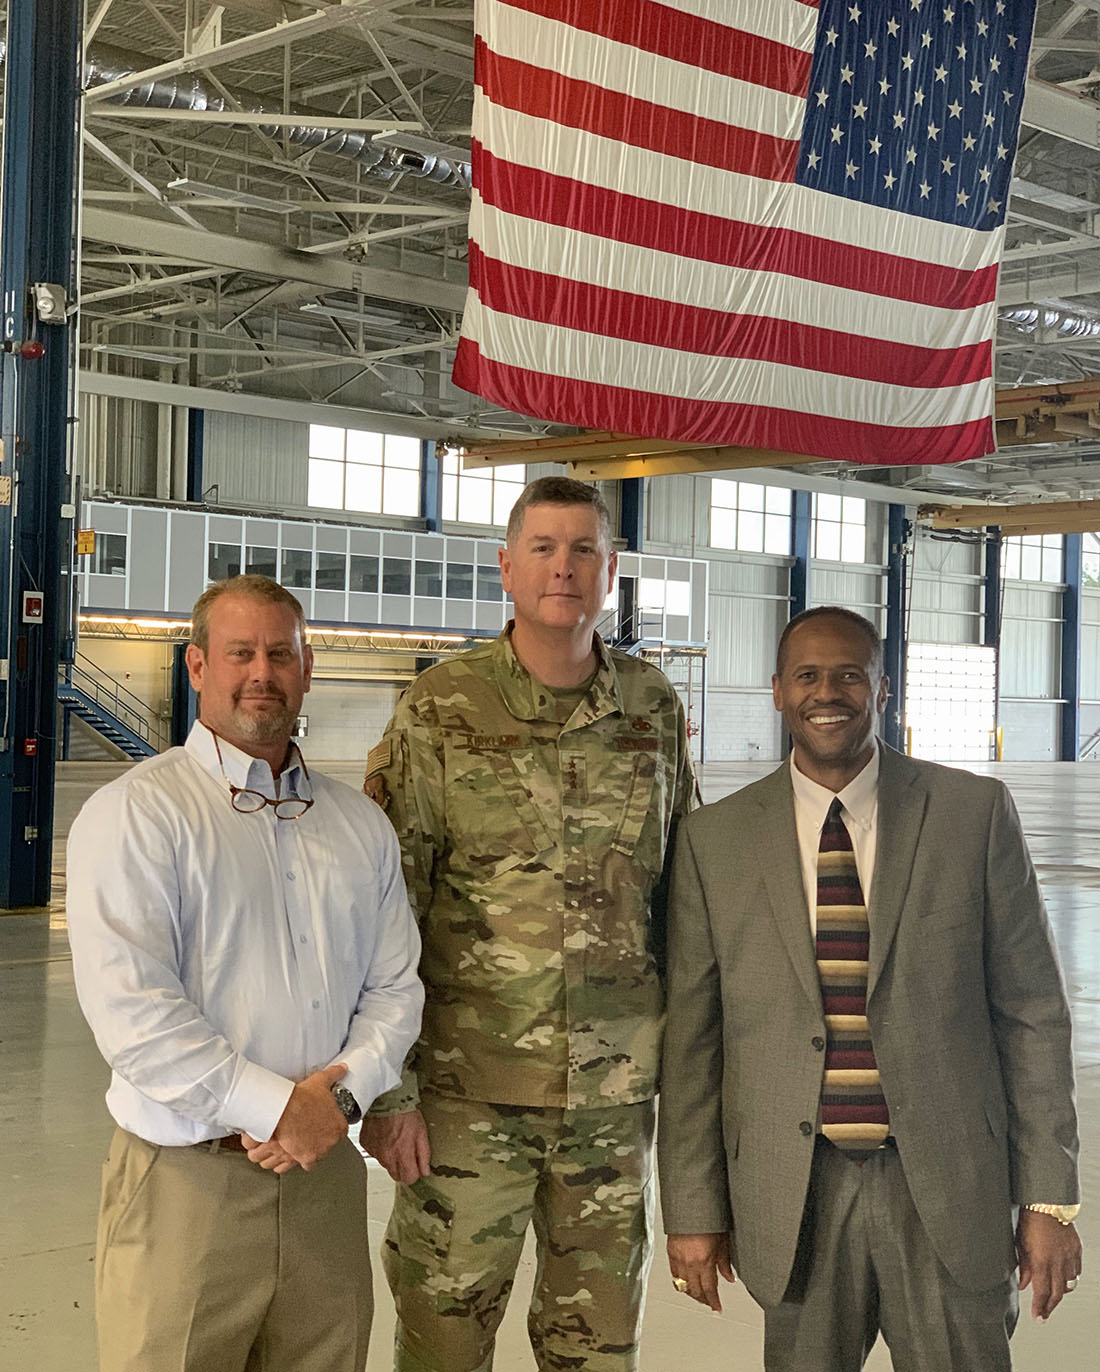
[186, 409, 205, 502]
[420, 439, 441, 532]
[0, 0, 82, 907]
[983, 528, 1002, 748]
[1060, 533, 1083, 762]
[883, 505, 909, 752]
[983, 528, 1002, 647]
[619, 477, 644, 551]
[789, 489, 811, 617]
[170, 643, 197, 747]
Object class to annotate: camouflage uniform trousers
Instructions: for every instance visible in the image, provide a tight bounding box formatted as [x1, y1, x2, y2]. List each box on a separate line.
[382, 1091, 656, 1372]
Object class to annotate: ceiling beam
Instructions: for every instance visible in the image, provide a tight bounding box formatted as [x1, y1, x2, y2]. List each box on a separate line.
[81, 207, 468, 311]
[926, 498, 1100, 532]
[79, 368, 519, 443]
[86, 108, 424, 131]
[84, 0, 411, 104]
[562, 449, 820, 480]
[1021, 78, 1100, 151]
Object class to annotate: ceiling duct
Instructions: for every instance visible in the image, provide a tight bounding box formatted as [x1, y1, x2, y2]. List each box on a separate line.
[1001, 304, 1100, 339]
[0, 41, 472, 189]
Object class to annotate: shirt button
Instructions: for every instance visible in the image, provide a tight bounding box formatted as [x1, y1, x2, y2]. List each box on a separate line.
[312, 999, 320, 1010]
[299, 935, 307, 945]
[799, 1121, 814, 1137]
[286, 871, 296, 881]
[812, 1036, 825, 1051]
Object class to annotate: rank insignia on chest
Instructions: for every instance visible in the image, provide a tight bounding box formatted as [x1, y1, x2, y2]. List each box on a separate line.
[630, 716, 654, 733]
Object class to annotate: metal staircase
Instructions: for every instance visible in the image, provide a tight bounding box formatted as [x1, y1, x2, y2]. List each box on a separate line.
[58, 655, 168, 760]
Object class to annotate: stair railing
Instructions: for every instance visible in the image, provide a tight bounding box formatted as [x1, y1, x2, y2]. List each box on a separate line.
[62, 654, 170, 753]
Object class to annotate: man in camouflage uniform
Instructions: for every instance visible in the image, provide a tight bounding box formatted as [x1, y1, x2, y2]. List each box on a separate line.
[361, 476, 697, 1372]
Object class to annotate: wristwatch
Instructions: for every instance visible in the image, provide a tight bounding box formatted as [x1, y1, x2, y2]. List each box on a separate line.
[1023, 1203, 1080, 1225]
[331, 1083, 362, 1125]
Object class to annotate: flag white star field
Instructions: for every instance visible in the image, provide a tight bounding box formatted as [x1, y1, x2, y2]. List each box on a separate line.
[453, 0, 1035, 465]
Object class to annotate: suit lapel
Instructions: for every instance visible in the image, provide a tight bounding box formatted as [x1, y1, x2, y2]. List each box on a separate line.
[754, 765, 822, 1012]
[867, 746, 928, 998]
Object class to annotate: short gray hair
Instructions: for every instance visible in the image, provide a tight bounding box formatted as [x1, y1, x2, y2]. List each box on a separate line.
[506, 476, 612, 549]
[190, 575, 307, 653]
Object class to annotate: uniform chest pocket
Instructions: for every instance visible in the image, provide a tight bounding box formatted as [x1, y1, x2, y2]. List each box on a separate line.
[446, 745, 554, 881]
[610, 752, 665, 861]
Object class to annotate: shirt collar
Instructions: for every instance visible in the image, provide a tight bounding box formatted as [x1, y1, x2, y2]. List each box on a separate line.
[789, 741, 880, 832]
[491, 623, 624, 724]
[185, 721, 310, 802]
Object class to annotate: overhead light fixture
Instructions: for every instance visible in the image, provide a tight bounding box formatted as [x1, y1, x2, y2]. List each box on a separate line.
[298, 303, 425, 337]
[300, 302, 383, 327]
[80, 615, 193, 630]
[89, 344, 183, 365]
[371, 131, 471, 164]
[167, 178, 294, 215]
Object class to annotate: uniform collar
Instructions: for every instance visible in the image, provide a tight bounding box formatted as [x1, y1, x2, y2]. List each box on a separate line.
[789, 741, 879, 833]
[491, 623, 624, 724]
[185, 721, 310, 802]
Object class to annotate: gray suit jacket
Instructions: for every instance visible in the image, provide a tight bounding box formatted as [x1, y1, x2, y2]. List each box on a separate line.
[657, 746, 1079, 1309]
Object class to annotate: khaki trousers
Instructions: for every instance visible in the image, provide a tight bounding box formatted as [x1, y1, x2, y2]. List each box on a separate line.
[96, 1128, 373, 1372]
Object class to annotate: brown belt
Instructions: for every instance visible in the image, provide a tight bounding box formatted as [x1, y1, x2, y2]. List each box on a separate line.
[194, 1134, 248, 1154]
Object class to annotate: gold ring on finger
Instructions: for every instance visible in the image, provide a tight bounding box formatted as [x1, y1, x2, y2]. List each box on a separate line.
[673, 1276, 689, 1294]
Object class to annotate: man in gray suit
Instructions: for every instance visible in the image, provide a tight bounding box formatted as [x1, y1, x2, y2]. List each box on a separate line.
[658, 606, 1082, 1370]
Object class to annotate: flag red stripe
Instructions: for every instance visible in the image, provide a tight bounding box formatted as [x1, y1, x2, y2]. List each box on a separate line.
[476, 42, 800, 183]
[469, 247, 992, 389]
[452, 341, 996, 464]
[476, 149, 1000, 311]
[496, 0, 814, 95]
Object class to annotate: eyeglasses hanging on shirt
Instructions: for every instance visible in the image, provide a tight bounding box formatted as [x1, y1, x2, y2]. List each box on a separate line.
[210, 730, 315, 820]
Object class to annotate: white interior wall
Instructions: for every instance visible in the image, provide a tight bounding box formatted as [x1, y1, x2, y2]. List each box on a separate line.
[76, 638, 175, 722]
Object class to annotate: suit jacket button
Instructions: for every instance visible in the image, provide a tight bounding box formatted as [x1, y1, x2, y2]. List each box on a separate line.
[811, 1036, 825, 1051]
[799, 1121, 813, 1136]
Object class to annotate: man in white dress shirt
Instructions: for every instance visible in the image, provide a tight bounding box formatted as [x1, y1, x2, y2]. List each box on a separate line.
[67, 575, 424, 1372]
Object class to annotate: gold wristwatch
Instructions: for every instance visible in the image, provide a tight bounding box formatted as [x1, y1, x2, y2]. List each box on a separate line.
[1023, 1203, 1080, 1225]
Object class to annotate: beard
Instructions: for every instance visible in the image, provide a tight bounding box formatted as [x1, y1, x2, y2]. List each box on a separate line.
[230, 697, 299, 744]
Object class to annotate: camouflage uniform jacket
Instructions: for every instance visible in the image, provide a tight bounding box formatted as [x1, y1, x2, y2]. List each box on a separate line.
[365, 625, 698, 1114]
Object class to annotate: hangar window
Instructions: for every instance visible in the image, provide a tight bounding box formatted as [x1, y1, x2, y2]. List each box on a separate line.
[91, 532, 127, 577]
[813, 495, 866, 563]
[315, 552, 347, 591]
[448, 563, 473, 599]
[382, 557, 411, 595]
[208, 542, 241, 581]
[710, 480, 790, 553]
[1002, 534, 1063, 584]
[281, 548, 313, 589]
[349, 554, 378, 594]
[245, 546, 277, 579]
[1084, 533, 1100, 587]
[442, 453, 525, 527]
[307, 425, 420, 517]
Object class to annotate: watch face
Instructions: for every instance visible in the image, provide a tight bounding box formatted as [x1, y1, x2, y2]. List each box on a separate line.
[332, 1084, 361, 1124]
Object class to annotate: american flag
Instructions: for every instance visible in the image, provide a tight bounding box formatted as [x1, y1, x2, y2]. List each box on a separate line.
[452, 0, 1035, 465]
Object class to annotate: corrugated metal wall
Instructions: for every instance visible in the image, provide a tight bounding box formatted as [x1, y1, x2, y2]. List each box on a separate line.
[204, 412, 309, 511]
[908, 528, 983, 645]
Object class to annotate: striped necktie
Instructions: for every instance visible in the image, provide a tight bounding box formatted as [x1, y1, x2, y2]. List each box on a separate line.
[816, 797, 890, 1163]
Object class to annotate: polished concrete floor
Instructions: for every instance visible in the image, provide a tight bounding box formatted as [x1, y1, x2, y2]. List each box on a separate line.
[2, 758, 1098, 1370]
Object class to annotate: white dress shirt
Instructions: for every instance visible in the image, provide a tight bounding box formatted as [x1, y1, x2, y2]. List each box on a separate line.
[790, 745, 880, 933]
[67, 722, 424, 1147]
